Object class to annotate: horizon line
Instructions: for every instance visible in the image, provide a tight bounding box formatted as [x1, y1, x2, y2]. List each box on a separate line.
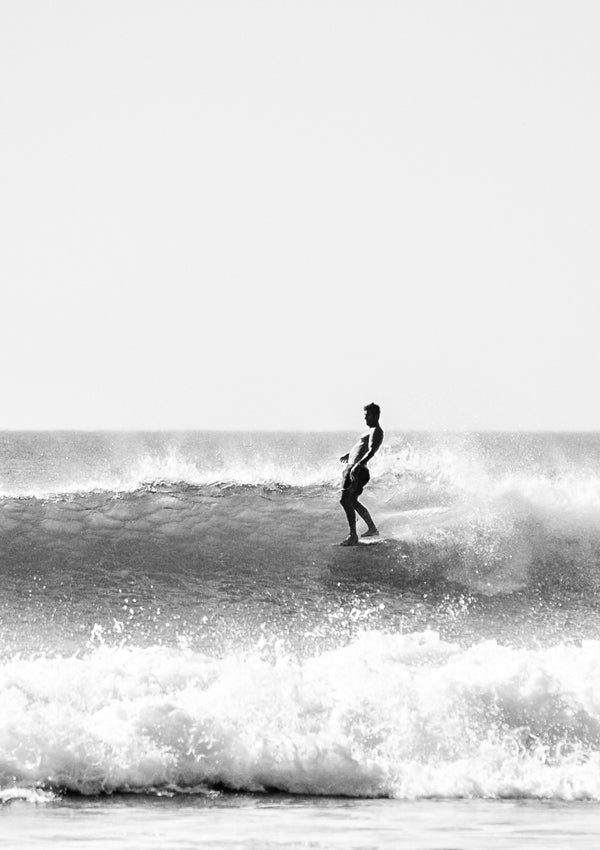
[1, 427, 600, 435]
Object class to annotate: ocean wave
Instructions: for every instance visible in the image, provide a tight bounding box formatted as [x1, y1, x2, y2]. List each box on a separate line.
[4, 479, 600, 598]
[4, 434, 600, 522]
[3, 632, 600, 800]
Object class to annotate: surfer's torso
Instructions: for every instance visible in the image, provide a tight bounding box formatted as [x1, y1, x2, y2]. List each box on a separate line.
[347, 426, 383, 466]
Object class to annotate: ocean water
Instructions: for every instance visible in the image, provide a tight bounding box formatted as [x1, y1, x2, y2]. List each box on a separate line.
[3, 430, 600, 847]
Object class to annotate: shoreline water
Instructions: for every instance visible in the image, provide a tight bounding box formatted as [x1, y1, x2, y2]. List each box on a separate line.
[3, 796, 600, 850]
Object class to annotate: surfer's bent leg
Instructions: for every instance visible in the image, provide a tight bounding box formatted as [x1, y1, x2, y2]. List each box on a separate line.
[355, 500, 378, 537]
[339, 473, 359, 545]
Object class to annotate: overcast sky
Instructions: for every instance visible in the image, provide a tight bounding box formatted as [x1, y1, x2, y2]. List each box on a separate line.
[2, 0, 599, 430]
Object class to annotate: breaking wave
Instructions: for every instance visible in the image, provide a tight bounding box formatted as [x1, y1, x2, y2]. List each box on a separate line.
[4, 466, 600, 598]
[2, 632, 600, 800]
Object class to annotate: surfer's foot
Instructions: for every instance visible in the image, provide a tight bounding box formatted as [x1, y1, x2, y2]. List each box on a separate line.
[339, 534, 359, 546]
[361, 528, 379, 538]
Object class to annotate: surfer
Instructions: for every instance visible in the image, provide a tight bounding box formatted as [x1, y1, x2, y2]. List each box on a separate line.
[339, 403, 384, 546]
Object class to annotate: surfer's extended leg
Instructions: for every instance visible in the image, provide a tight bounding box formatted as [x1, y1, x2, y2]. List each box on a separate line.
[339, 488, 359, 545]
[355, 500, 378, 537]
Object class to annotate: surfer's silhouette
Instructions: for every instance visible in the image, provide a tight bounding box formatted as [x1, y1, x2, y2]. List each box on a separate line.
[339, 403, 384, 546]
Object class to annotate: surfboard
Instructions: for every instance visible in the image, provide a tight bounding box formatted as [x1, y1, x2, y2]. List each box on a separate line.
[333, 537, 386, 547]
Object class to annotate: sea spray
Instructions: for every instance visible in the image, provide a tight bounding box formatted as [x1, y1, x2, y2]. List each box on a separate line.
[2, 632, 600, 799]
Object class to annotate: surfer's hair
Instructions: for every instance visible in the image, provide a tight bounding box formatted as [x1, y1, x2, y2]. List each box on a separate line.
[364, 402, 380, 419]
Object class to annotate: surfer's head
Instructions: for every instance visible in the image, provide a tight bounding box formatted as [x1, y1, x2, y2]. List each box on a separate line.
[364, 403, 380, 427]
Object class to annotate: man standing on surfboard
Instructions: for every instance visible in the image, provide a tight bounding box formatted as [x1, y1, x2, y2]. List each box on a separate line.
[339, 403, 384, 546]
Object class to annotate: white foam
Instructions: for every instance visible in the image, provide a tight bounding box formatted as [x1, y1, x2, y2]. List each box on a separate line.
[2, 632, 600, 799]
[0, 786, 55, 804]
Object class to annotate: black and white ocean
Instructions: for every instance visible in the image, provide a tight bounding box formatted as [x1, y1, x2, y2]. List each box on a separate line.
[3, 430, 600, 847]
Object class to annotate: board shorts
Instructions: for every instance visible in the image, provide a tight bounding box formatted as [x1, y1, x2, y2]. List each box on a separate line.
[341, 464, 370, 498]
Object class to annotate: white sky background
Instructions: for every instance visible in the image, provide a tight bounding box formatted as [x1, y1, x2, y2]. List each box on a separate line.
[2, 0, 599, 431]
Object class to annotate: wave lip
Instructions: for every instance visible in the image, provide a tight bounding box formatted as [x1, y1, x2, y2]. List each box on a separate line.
[2, 633, 600, 800]
[0, 451, 344, 500]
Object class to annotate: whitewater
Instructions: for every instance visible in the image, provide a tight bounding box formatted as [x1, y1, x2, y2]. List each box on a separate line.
[3, 430, 600, 848]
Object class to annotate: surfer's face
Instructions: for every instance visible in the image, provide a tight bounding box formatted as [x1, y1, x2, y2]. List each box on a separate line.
[364, 410, 378, 428]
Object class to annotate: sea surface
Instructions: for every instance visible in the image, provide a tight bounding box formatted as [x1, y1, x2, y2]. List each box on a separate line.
[2, 430, 600, 847]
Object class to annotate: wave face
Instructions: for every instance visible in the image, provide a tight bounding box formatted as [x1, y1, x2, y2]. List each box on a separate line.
[3, 431, 600, 799]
